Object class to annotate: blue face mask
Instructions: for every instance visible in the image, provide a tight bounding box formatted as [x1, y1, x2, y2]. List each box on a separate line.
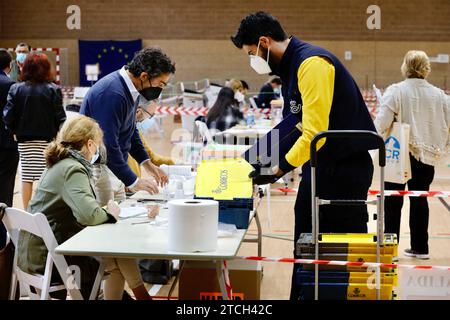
[90, 142, 100, 164]
[137, 117, 155, 132]
[16, 53, 27, 64]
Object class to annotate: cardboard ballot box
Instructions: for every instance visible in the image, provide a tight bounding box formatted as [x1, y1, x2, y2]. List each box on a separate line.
[178, 260, 262, 300]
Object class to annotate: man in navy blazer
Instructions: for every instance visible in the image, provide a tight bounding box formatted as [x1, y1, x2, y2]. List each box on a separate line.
[82, 47, 175, 196]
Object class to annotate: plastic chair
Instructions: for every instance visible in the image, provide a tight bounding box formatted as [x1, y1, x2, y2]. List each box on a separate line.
[3, 207, 105, 300]
[194, 120, 214, 145]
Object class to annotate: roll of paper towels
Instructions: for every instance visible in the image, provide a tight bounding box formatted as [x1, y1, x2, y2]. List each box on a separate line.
[168, 199, 218, 252]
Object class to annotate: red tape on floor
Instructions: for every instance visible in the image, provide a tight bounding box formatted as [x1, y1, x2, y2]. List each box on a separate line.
[238, 256, 450, 271]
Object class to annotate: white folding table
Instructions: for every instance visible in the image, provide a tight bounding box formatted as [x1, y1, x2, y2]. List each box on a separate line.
[55, 208, 256, 300]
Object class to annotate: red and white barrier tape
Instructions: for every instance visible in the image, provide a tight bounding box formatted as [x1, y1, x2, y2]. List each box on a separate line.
[274, 188, 450, 198]
[155, 106, 209, 116]
[223, 261, 233, 299]
[239, 256, 450, 271]
[154, 105, 272, 116]
[369, 190, 450, 198]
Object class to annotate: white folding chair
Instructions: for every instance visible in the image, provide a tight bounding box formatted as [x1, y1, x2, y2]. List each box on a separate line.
[3, 207, 105, 300]
[194, 120, 214, 145]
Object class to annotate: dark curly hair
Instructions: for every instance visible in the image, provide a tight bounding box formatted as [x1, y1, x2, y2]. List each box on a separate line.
[231, 12, 288, 49]
[127, 47, 176, 78]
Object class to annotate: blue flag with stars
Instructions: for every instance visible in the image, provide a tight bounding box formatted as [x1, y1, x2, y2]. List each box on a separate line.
[78, 39, 142, 86]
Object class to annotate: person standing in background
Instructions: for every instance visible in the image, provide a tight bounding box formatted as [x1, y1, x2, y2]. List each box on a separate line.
[256, 76, 282, 109]
[0, 48, 17, 249]
[375, 51, 450, 260]
[81, 47, 173, 198]
[9, 43, 31, 82]
[3, 53, 66, 209]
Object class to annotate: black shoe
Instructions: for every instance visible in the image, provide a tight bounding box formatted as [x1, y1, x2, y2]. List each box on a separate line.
[122, 290, 135, 300]
[404, 248, 429, 260]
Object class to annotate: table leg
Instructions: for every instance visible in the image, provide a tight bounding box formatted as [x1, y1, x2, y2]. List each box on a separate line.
[254, 209, 262, 257]
[215, 261, 230, 300]
[168, 260, 185, 300]
[266, 184, 272, 231]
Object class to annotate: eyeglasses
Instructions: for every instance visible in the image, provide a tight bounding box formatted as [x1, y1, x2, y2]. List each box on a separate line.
[139, 107, 155, 119]
[149, 79, 167, 89]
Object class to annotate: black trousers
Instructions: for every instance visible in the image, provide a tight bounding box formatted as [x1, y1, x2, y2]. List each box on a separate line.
[290, 151, 374, 300]
[0, 148, 19, 249]
[384, 154, 435, 254]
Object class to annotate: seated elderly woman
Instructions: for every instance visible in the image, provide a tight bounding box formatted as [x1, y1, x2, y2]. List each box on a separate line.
[17, 115, 152, 300]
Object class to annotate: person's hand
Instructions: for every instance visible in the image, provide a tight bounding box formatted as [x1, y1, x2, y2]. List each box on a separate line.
[133, 178, 159, 194]
[107, 200, 121, 220]
[144, 162, 168, 187]
[249, 166, 279, 186]
[147, 205, 160, 219]
[271, 165, 284, 178]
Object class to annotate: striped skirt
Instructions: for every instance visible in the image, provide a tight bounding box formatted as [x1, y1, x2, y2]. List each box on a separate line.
[18, 141, 49, 183]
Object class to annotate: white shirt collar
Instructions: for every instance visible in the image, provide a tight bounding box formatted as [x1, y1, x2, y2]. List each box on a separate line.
[119, 66, 140, 102]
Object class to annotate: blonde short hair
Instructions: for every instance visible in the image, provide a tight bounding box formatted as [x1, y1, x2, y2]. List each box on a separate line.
[227, 79, 244, 93]
[401, 50, 431, 79]
[45, 115, 103, 167]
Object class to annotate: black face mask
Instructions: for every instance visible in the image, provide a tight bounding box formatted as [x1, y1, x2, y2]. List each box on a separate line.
[139, 80, 163, 101]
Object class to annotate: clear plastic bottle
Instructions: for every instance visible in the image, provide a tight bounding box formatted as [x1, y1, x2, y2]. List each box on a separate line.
[246, 107, 255, 127]
[174, 180, 185, 199]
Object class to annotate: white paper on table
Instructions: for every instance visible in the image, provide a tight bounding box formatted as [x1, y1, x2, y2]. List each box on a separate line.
[129, 189, 166, 201]
[217, 222, 238, 237]
[119, 206, 148, 219]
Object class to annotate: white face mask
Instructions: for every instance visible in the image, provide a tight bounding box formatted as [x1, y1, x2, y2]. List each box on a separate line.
[250, 41, 272, 75]
[234, 91, 245, 103]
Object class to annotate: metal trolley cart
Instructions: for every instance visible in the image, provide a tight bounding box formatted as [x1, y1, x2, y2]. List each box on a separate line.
[299, 130, 393, 300]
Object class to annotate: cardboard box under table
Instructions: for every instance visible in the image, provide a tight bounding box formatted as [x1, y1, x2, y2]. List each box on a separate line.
[179, 260, 262, 300]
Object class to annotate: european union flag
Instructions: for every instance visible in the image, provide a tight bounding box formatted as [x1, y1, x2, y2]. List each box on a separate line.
[78, 40, 142, 86]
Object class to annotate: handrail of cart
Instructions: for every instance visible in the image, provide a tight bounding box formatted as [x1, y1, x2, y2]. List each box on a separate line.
[310, 130, 386, 168]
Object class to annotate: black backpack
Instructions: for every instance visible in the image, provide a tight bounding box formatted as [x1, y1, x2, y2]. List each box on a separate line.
[138, 259, 173, 285]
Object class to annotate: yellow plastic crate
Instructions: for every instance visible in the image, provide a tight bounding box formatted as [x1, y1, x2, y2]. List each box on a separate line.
[297, 233, 398, 256]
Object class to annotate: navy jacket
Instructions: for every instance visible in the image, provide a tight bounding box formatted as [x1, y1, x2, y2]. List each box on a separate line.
[81, 70, 149, 186]
[3, 81, 66, 143]
[0, 71, 16, 149]
[275, 37, 377, 172]
[257, 83, 276, 109]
